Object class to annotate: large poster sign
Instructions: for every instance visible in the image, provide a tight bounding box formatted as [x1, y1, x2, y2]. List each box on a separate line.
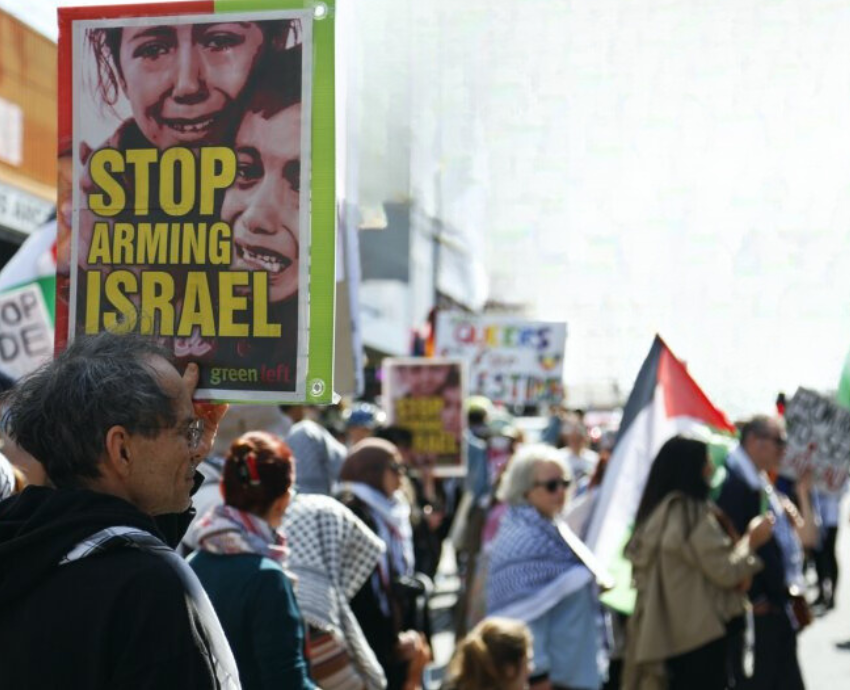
[56, 1, 336, 403]
[383, 358, 466, 477]
[782, 387, 850, 493]
[434, 312, 566, 407]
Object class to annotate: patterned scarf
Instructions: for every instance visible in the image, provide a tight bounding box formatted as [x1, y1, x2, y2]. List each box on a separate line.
[487, 504, 589, 618]
[283, 494, 387, 690]
[191, 504, 289, 565]
[342, 482, 414, 583]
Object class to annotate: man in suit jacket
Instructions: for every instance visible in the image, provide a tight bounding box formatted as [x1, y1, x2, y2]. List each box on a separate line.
[717, 415, 805, 690]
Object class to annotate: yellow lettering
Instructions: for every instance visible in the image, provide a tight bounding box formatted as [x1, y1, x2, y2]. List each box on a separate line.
[177, 272, 215, 336]
[140, 272, 175, 335]
[113, 223, 134, 264]
[84, 271, 101, 333]
[88, 149, 125, 216]
[125, 149, 158, 215]
[137, 223, 169, 264]
[208, 222, 232, 265]
[251, 272, 282, 337]
[200, 148, 237, 215]
[160, 148, 195, 216]
[218, 272, 250, 337]
[87, 222, 112, 265]
[103, 270, 138, 333]
[181, 223, 205, 264]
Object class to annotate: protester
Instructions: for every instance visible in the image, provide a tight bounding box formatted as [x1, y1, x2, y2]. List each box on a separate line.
[442, 617, 533, 690]
[623, 436, 770, 690]
[452, 397, 492, 637]
[487, 444, 602, 690]
[717, 416, 806, 690]
[558, 413, 599, 493]
[344, 402, 388, 446]
[813, 482, 847, 610]
[283, 492, 388, 690]
[376, 425, 447, 579]
[189, 431, 314, 689]
[0, 332, 236, 688]
[338, 438, 431, 690]
[285, 405, 348, 495]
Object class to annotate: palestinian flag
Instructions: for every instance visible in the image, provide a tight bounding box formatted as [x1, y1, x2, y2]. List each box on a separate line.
[0, 219, 57, 379]
[584, 335, 736, 613]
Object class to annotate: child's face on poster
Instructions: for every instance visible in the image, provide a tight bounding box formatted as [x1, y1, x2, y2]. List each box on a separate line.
[118, 23, 264, 149]
[224, 104, 301, 303]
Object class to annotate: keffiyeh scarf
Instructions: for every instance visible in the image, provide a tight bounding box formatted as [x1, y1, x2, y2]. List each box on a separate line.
[487, 504, 592, 621]
[191, 504, 289, 565]
[283, 493, 387, 690]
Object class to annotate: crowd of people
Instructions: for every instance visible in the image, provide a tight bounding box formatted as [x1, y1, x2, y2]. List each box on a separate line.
[0, 332, 845, 690]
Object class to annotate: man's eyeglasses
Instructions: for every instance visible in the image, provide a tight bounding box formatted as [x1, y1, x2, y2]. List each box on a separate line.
[134, 418, 205, 450]
[185, 418, 205, 451]
[389, 461, 408, 475]
[533, 478, 571, 493]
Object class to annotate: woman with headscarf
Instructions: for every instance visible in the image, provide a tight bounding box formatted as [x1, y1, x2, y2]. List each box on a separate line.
[283, 492, 388, 690]
[337, 438, 430, 690]
[623, 436, 772, 690]
[188, 431, 315, 689]
[486, 444, 601, 690]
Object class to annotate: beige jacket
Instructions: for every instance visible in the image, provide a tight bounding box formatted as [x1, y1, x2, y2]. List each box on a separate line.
[622, 493, 763, 690]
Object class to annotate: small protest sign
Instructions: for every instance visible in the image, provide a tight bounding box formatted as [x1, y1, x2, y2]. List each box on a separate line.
[434, 312, 566, 407]
[782, 387, 850, 493]
[383, 358, 466, 477]
[0, 285, 53, 379]
[56, 1, 336, 403]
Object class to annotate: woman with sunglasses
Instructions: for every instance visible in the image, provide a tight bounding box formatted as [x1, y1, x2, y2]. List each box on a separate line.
[188, 431, 315, 689]
[623, 436, 772, 690]
[337, 438, 431, 690]
[486, 444, 602, 690]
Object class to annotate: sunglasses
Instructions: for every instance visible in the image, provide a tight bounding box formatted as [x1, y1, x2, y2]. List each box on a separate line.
[760, 434, 787, 448]
[534, 478, 571, 493]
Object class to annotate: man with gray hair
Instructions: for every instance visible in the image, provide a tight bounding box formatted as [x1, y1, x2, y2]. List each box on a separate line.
[717, 414, 803, 690]
[0, 332, 238, 689]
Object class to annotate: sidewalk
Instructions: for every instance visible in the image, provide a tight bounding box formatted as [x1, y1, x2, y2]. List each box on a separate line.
[798, 497, 850, 688]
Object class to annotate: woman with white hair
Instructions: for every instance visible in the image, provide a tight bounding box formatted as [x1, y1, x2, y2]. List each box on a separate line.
[486, 444, 602, 690]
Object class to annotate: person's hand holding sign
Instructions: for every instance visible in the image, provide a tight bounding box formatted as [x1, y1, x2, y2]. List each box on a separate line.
[181, 363, 229, 461]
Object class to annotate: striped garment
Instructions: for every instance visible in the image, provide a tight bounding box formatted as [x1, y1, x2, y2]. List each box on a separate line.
[307, 627, 367, 690]
[283, 494, 387, 690]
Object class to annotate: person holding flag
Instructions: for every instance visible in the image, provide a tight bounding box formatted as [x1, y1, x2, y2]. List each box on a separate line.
[717, 416, 806, 690]
[623, 436, 770, 690]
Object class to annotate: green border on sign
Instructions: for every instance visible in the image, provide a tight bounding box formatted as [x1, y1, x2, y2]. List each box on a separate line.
[216, 0, 336, 404]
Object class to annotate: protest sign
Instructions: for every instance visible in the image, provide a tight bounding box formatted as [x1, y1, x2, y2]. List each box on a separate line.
[383, 358, 466, 476]
[0, 284, 53, 379]
[782, 387, 850, 493]
[56, 0, 336, 403]
[434, 312, 566, 407]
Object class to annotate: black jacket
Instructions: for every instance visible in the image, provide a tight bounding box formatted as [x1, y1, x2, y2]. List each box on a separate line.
[715, 466, 789, 608]
[0, 485, 226, 689]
